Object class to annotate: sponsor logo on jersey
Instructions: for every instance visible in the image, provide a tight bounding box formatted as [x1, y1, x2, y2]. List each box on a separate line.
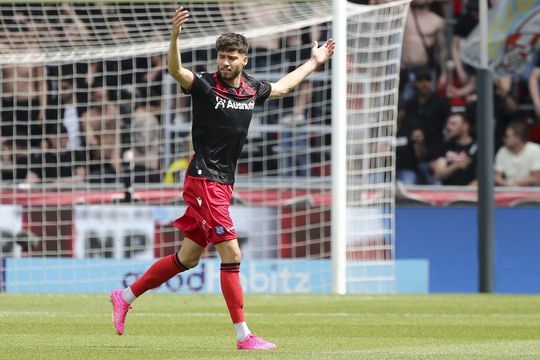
[214, 96, 255, 110]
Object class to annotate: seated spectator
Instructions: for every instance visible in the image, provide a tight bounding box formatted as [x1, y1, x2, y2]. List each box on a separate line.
[129, 110, 161, 183]
[86, 116, 122, 184]
[466, 76, 518, 152]
[404, 67, 450, 183]
[529, 51, 540, 120]
[431, 112, 477, 186]
[396, 101, 424, 185]
[0, 136, 39, 184]
[495, 121, 540, 187]
[29, 123, 86, 184]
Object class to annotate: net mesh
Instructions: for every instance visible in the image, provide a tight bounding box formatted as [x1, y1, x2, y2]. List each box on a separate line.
[0, 0, 410, 294]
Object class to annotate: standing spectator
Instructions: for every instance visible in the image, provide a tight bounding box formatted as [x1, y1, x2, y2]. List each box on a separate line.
[129, 110, 161, 183]
[46, 65, 85, 151]
[528, 51, 540, 120]
[494, 121, 540, 187]
[446, 0, 480, 107]
[404, 67, 450, 183]
[431, 112, 477, 186]
[1, 11, 47, 149]
[451, 0, 478, 87]
[400, 0, 445, 100]
[81, 78, 123, 180]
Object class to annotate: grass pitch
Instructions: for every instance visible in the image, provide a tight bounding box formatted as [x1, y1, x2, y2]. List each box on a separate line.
[0, 294, 539, 359]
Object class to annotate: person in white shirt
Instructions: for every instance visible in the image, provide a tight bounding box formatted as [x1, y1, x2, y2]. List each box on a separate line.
[495, 121, 540, 187]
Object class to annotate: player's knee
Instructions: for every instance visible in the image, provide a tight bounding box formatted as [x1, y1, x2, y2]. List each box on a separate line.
[229, 248, 242, 263]
[176, 253, 200, 270]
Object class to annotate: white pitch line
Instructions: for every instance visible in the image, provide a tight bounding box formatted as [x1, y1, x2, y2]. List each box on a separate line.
[0, 311, 539, 319]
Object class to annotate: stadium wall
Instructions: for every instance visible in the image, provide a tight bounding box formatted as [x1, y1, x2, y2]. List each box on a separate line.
[396, 207, 540, 294]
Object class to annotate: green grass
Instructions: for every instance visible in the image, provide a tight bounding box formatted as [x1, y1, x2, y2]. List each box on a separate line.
[0, 294, 539, 359]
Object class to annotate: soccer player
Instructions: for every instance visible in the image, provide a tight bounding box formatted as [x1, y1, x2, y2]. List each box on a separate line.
[110, 7, 335, 350]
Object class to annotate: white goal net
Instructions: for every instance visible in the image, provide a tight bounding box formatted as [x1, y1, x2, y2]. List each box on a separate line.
[0, 1, 409, 294]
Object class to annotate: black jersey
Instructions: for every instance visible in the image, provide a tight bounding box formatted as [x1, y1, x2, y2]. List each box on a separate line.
[184, 70, 271, 184]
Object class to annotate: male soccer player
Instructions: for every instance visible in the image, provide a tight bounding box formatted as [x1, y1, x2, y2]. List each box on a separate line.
[110, 7, 335, 350]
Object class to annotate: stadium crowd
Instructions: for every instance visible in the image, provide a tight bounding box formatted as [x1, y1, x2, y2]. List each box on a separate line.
[0, 0, 539, 187]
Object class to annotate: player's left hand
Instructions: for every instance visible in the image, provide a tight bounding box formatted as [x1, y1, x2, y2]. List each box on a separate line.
[311, 39, 335, 66]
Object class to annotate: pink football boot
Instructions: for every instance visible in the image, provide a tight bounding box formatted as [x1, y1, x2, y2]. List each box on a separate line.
[110, 289, 132, 335]
[237, 334, 277, 350]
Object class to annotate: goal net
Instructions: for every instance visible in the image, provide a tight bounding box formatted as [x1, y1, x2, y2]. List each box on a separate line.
[0, 1, 409, 294]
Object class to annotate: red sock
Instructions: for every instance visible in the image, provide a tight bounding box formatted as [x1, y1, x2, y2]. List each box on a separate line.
[220, 263, 244, 323]
[130, 254, 187, 297]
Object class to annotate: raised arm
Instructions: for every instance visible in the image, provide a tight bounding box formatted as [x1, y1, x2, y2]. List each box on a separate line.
[168, 8, 194, 91]
[268, 39, 335, 99]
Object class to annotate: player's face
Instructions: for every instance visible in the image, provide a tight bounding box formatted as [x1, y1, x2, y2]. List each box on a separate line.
[217, 51, 248, 81]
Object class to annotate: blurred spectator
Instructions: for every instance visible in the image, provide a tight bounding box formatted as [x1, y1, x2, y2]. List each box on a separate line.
[404, 67, 450, 184]
[86, 119, 122, 185]
[396, 101, 424, 185]
[163, 135, 191, 185]
[466, 76, 518, 152]
[401, 0, 445, 101]
[278, 28, 315, 177]
[136, 53, 165, 115]
[29, 123, 86, 184]
[431, 112, 477, 186]
[528, 52, 540, 120]
[129, 110, 161, 183]
[58, 3, 90, 47]
[1, 11, 47, 149]
[0, 138, 39, 184]
[451, 0, 478, 87]
[46, 64, 85, 151]
[446, 0, 480, 107]
[81, 79, 123, 183]
[494, 121, 540, 187]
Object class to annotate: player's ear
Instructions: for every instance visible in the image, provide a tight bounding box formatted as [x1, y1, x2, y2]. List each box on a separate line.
[242, 54, 248, 66]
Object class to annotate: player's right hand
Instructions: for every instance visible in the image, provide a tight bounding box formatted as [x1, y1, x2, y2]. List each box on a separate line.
[172, 7, 189, 35]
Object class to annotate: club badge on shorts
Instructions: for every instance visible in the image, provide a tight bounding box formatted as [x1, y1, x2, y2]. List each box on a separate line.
[215, 225, 225, 235]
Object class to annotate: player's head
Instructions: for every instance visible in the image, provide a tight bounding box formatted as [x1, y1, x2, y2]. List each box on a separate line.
[215, 33, 249, 81]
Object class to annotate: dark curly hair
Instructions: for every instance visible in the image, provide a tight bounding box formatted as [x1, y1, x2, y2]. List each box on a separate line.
[215, 33, 249, 54]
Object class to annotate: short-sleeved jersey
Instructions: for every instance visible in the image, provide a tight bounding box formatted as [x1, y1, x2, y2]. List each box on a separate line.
[440, 140, 478, 186]
[184, 71, 271, 184]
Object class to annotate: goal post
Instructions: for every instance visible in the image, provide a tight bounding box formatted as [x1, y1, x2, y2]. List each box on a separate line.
[0, 0, 410, 295]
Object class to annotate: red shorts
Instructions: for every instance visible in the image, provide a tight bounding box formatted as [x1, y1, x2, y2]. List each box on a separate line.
[173, 176, 237, 247]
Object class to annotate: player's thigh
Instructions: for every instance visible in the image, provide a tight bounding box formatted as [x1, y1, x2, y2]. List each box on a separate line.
[215, 239, 241, 263]
[178, 237, 205, 268]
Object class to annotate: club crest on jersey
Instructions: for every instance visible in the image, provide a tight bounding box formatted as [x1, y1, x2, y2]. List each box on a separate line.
[214, 96, 255, 110]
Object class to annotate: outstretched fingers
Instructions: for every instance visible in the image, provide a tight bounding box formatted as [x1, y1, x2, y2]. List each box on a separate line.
[172, 7, 190, 28]
[323, 38, 336, 55]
